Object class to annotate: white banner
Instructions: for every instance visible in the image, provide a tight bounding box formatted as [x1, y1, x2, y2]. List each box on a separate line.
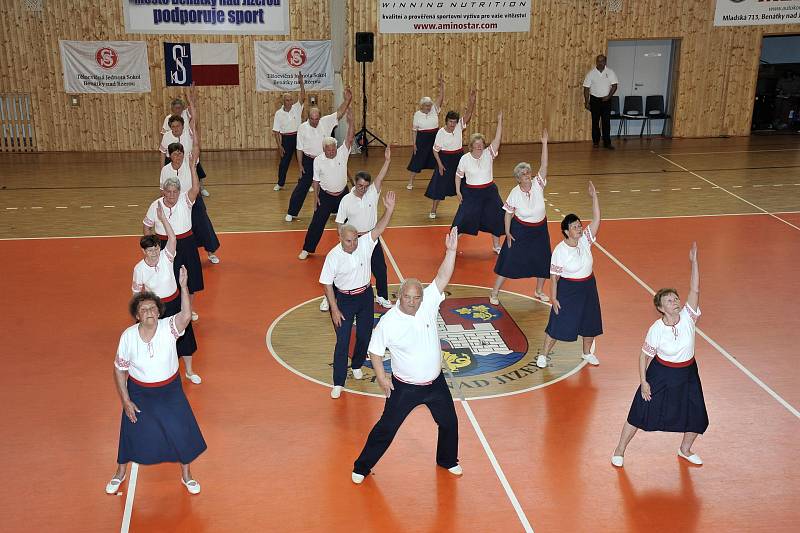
[60, 41, 151, 94]
[255, 41, 333, 92]
[122, 0, 289, 35]
[714, 0, 800, 26]
[379, 1, 531, 33]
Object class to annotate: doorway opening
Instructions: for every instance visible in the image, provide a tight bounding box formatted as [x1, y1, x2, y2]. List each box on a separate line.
[752, 34, 800, 135]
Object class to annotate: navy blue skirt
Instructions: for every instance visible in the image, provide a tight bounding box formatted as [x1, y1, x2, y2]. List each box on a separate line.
[117, 376, 207, 465]
[451, 183, 505, 237]
[161, 293, 197, 357]
[425, 150, 462, 200]
[545, 274, 603, 342]
[627, 358, 709, 434]
[159, 234, 204, 294]
[407, 130, 438, 172]
[494, 217, 551, 279]
[191, 195, 220, 254]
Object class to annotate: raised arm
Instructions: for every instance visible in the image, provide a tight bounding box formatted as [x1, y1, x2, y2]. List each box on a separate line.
[463, 88, 476, 125]
[373, 145, 391, 192]
[185, 84, 197, 119]
[336, 86, 353, 120]
[173, 266, 192, 333]
[433, 226, 459, 293]
[344, 104, 355, 149]
[369, 190, 396, 241]
[298, 71, 306, 105]
[187, 151, 201, 202]
[686, 242, 699, 312]
[156, 203, 177, 258]
[538, 129, 548, 180]
[434, 72, 445, 110]
[587, 181, 601, 237]
[490, 111, 502, 154]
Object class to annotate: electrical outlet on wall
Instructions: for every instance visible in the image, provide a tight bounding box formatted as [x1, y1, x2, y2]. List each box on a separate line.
[69, 95, 80, 107]
[309, 94, 317, 106]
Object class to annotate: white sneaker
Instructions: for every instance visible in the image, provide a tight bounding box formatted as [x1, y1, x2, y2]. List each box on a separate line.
[273, 184, 282, 191]
[105, 475, 126, 494]
[298, 250, 309, 260]
[191, 311, 199, 322]
[611, 455, 624, 468]
[536, 354, 547, 368]
[207, 253, 220, 264]
[678, 450, 703, 465]
[351, 472, 365, 484]
[447, 465, 463, 476]
[331, 385, 343, 399]
[185, 373, 202, 385]
[352, 368, 363, 380]
[406, 183, 413, 190]
[428, 212, 437, 219]
[308, 186, 314, 192]
[284, 214, 293, 222]
[489, 291, 499, 305]
[493, 246, 502, 255]
[181, 478, 201, 494]
[376, 296, 393, 309]
[582, 353, 600, 366]
[201, 188, 210, 197]
[319, 297, 329, 312]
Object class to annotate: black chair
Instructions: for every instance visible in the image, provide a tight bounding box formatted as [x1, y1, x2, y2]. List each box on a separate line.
[618, 96, 646, 136]
[641, 95, 671, 137]
[609, 95, 621, 136]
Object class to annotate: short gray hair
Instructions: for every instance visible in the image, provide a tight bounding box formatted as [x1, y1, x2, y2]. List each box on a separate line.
[399, 278, 424, 296]
[419, 96, 433, 107]
[170, 98, 185, 108]
[162, 177, 181, 191]
[323, 136, 337, 148]
[513, 162, 532, 180]
[339, 224, 358, 237]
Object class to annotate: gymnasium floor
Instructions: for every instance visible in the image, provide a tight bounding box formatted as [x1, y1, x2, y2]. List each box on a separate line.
[0, 136, 798, 532]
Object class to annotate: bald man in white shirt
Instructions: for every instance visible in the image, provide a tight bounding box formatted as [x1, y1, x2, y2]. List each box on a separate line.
[583, 54, 618, 150]
[351, 227, 462, 484]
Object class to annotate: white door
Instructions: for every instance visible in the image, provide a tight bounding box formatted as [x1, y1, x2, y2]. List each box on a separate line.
[608, 39, 673, 136]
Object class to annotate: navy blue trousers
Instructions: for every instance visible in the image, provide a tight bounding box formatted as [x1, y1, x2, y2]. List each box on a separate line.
[288, 154, 315, 217]
[371, 240, 388, 300]
[303, 188, 347, 253]
[331, 287, 373, 386]
[277, 134, 297, 187]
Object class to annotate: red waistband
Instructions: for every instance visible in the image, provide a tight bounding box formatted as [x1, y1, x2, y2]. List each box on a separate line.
[438, 148, 463, 155]
[161, 289, 179, 303]
[281, 131, 297, 136]
[129, 371, 178, 388]
[465, 181, 494, 189]
[157, 230, 193, 240]
[417, 128, 438, 133]
[394, 375, 435, 386]
[563, 273, 594, 282]
[337, 284, 369, 295]
[514, 215, 546, 227]
[656, 356, 695, 368]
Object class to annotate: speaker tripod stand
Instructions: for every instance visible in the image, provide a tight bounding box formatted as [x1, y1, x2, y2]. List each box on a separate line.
[354, 61, 386, 155]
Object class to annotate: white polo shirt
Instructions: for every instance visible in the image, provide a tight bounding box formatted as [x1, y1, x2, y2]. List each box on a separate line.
[642, 305, 701, 364]
[456, 146, 497, 186]
[115, 317, 184, 383]
[335, 184, 379, 233]
[161, 109, 191, 135]
[550, 227, 595, 279]
[272, 101, 303, 134]
[319, 233, 378, 291]
[412, 104, 440, 132]
[368, 282, 445, 385]
[313, 144, 349, 193]
[296, 112, 338, 157]
[132, 249, 177, 297]
[160, 160, 192, 192]
[433, 118, 465, 152]
[159, 128, 194, 159]
[582, 67, 618, 98]
[503, 174, 546, 223]
[143, 194, 194, 236]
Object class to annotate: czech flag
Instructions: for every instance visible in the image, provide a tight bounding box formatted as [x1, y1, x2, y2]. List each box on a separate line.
[164, 43, 239, 87]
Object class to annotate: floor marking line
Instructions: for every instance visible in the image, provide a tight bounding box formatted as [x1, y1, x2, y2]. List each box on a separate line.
[592, 240, 800, 419]
[654, 152, 800, 232]
[658, 148, 800, 155]
[120, 462, 139, 533]
[381, 237, 535, 533]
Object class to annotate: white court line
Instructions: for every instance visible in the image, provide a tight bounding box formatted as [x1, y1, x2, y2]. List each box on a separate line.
[381, 237, 535, 533]
[655, 152, 800, 232]
[592, 240, 799, 419]
[120, 462, 139, 533]
[659, 148, 800, 155]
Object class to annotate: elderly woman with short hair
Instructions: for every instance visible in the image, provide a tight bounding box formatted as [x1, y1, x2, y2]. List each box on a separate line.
[406, 74, 444, 190]
[452, 112, 504, 253]
[490, 130, 551, 305]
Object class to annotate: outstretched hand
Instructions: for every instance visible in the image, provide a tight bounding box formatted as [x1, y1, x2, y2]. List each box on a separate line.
[384, 144, 391, 161]
[383, 190, 396, 210]
[344, 86, 353, 102]
[587, 180, 597, 198]
[689, 241, 698, 263]
[541, 128, 548, 144]
[445, 226, 459, 251]
[156, 203, 166, 223]
[178, 265, 188, 288]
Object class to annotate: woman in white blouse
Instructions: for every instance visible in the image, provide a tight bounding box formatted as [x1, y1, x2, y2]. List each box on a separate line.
[539, 182, 603, 368]
[452, 112, 505, 253]
[490, 129, 551, 304]
[106, 266, 207, 496]
[612, 243, 708, 467]
[406, 74, 444, 190]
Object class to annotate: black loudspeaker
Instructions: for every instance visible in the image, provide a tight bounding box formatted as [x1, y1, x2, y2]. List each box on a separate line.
[355, 32, 374, 63]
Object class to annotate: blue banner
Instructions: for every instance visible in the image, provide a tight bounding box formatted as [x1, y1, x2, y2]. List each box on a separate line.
[164, 42, 192, 87]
